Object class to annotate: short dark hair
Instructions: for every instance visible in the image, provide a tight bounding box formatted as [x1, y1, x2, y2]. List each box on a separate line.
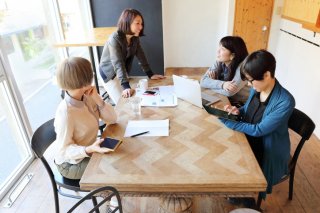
[240, 49, 276, 81]
[117, 8, 145, 36]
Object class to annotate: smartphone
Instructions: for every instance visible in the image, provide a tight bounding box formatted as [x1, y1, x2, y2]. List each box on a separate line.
[100, 137, 122, 151]
[203, 104, 241, 121]
[143, 90, 157, 95]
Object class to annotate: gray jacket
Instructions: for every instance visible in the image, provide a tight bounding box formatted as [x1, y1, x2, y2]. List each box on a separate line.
[200, 63, 250, 104]
[99, 31, 153, 89]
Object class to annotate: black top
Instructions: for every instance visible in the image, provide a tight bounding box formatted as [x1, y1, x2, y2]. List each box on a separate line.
[244, 91, 272, 124]
[244, 89, 274, 165]
[218, 63, 230, 81]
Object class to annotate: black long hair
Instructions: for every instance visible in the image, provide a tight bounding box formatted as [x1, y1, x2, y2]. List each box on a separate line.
[215, 36, 248, 81]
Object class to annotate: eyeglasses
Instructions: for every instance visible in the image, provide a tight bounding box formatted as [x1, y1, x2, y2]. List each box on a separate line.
[246, 78, 255, 84]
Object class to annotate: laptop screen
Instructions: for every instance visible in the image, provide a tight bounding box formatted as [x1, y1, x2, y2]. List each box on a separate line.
[172, 75, 220, 108]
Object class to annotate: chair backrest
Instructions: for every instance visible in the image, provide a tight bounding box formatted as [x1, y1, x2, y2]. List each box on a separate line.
[31, 119, 61, 212]
[288, 108, 315, 169]
[67, 186, 123, 213]
[31, 118, 56, 158]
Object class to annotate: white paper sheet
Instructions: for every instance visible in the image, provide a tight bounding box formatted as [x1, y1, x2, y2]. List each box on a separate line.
[136, 86, 177, 107]
[124, 119, 169, 137]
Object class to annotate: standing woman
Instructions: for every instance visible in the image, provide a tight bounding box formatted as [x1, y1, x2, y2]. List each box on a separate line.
[200, 36, 249, 107]
[54, 57, 117, 180]
[99, 8, 164, 104]
[222, 50, 295, 201]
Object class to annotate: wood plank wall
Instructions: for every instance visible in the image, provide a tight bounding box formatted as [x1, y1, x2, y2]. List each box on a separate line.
[282, 0, 320, 24]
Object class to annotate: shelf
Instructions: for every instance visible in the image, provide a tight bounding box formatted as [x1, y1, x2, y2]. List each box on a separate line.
[302, 23, 320, 33]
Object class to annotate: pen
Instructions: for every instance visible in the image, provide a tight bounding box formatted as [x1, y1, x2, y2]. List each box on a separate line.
[130, 131, 149, 137]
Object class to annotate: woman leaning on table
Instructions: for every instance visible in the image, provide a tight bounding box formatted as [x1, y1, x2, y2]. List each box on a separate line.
[99, 8, 164, 103]
[200, 36, 249, 107]
[221, 50, 295, 200]
[54, 57, 117, 180]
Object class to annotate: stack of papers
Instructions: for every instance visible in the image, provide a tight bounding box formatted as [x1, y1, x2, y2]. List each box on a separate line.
[124, 119, 169, 137]
[136, 86, 178, 107]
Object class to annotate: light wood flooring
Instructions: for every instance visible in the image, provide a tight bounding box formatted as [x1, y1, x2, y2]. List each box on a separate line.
[1, 68, 320, 212]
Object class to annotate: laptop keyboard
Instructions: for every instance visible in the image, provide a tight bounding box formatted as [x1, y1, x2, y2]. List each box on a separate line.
[201, 92, 220, 106]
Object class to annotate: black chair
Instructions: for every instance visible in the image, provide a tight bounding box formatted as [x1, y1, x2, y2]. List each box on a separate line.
[257, 108, 315, 207]
[31, 119, 93, 213]
[67, 186, 123, 213]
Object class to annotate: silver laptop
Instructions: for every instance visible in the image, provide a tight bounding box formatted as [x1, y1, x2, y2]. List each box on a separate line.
[172, 75, 220, 108]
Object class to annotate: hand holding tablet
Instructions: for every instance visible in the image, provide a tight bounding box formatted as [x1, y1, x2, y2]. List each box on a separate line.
[203, 104, 241, 121]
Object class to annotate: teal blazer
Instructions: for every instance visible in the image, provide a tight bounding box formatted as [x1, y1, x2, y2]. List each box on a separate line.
[220, 79, 295, 197]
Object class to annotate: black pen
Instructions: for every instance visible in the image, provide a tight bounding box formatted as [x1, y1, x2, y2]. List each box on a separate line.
[130, 131, 149, 137]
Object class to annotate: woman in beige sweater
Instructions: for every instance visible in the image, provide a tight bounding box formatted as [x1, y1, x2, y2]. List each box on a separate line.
[54, 57, 117, 179]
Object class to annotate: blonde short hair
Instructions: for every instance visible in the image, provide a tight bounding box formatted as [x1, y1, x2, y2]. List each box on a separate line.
[56, 57, 93, 90]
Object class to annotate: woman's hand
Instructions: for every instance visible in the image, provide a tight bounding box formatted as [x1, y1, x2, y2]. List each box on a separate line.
[121, 88, 135, 98]
[85, 138, 113, 155]
[224, 104, 240, 115]
[84, 86, 105, 106]
[151, 74, 165, 80]
[222, 81, 238, 93]
[207, 70, 216, 79]
[84, 86, 98, 97]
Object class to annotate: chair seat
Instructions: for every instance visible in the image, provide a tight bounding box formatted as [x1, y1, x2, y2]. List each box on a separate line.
[53, 169, 89, 192]
[54, 170, 79, 188]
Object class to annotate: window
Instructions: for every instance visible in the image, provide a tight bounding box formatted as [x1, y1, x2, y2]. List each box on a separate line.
[0, 0, 61, 200]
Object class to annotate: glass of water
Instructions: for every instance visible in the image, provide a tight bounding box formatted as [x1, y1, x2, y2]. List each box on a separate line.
[130, 97, 141, 116]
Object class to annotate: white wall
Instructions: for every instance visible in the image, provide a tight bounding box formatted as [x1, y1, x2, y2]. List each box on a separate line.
[162, 0, 320, 137]
[267, 0, 320, 137]
[162, 0, 231, 67]
[270, 20, 320, 137]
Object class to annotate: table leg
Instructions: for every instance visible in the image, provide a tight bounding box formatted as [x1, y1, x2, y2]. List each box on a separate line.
[158, 196, 193, 213]
[88, 46, 100, 94]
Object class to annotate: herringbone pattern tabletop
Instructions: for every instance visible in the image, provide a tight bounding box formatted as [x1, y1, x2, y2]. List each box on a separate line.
[80, 77, 266, 195]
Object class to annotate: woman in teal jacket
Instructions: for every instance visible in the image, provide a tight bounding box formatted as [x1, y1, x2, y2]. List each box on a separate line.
[220, 50, 295, 199]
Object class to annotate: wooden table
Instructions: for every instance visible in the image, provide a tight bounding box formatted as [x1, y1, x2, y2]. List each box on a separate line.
[80, 76, 267, 212]
[54, 27, 117, 93]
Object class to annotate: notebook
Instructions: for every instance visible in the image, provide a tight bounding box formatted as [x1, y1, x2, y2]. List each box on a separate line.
[172, 75, 220, 108]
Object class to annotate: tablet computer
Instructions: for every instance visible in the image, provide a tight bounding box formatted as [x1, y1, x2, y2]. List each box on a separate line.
[203, 104, 241, 121]
[100, 137, 123, 151]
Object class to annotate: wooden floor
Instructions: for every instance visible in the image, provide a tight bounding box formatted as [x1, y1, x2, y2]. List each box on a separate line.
[1, 68, 320, 213]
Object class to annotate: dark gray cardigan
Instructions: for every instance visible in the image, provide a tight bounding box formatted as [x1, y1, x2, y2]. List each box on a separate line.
[99, 31, 153, 89]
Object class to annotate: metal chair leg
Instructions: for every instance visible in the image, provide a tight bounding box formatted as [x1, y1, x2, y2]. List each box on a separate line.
[92, 196, 100, 213]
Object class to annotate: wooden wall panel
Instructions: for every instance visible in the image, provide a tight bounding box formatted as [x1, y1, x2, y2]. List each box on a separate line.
[282, 0, 320, 24]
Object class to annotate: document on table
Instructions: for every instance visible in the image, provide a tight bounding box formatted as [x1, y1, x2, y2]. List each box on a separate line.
[137, 86, 178, 107]
[124, 119, 169, 137]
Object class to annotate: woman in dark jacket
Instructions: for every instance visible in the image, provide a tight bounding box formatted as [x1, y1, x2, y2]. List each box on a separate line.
[99, 8, 164, 103]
